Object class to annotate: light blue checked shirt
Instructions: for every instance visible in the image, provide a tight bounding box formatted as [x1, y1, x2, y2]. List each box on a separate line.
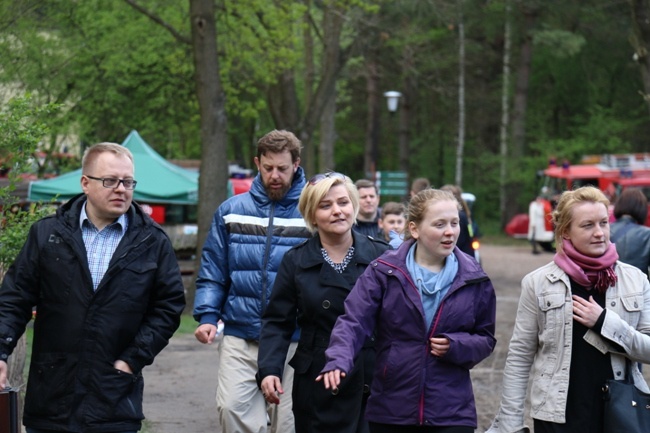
[80, 202, 129, 290]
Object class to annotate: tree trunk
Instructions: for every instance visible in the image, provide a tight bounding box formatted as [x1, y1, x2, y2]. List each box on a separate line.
[630, 0, 650, 118]
[365, 56, 381, 178]
[398, 91, 410, 176]
[455, 0, 465, 187]
[499, 0, 512, 228]
[268, 2, 350, 175]
[510, 6, 536, 159]
[398, 47, 415, 176]
[189, 0, 228, 311]
[505, 4, 537, 223]
[303, 0, 316, 175]
[320, 94, 336, 173]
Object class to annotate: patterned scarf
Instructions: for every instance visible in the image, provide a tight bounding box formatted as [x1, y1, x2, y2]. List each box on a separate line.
[553, 238, 618, 293]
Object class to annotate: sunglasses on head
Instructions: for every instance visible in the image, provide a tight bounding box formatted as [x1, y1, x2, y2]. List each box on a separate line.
[308, 172, 346, 185]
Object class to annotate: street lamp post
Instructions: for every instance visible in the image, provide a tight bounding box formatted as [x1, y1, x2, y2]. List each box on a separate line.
[383, 91, 402, 113]
[379, 91, 408, 198]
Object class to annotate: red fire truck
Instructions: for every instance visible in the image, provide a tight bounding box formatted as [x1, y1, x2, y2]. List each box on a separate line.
[505, 154, 650, 237]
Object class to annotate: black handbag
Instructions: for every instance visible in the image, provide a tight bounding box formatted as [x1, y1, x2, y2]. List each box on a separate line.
[0, 387, 19, 433]
[602, 361, 650, 433]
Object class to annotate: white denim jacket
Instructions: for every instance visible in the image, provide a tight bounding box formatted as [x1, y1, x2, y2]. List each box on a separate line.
[487, 260, 650, 433]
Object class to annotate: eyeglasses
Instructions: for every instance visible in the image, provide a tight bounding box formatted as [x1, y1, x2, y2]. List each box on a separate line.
[86, 175, 137, 190]
[308, 172, 346, 185]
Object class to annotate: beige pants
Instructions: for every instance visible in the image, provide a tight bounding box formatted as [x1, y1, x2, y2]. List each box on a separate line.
[216, 335, 297, 433]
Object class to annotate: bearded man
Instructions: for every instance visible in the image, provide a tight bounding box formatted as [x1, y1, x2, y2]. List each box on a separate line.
[194, 130, 311, 433]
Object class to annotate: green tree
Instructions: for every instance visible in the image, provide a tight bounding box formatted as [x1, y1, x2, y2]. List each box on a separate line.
[0, 94, 58, 412]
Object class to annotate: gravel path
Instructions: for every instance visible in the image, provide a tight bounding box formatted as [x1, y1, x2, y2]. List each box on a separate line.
[140, 243, 561, 432]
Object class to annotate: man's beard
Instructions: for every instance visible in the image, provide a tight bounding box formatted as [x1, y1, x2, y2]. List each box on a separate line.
[265, 181, 291, 201]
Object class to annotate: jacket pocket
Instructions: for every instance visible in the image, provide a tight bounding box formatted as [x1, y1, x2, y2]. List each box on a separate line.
[117, 261, 158, 312]
[619, 293, 643, 326]
[24, 354, 74, 420]
[86, 364, 144, 424]
[537, 293, 566, 356]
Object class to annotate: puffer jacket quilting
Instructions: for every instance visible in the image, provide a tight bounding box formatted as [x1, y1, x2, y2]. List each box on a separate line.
[193, 167, 312, 340]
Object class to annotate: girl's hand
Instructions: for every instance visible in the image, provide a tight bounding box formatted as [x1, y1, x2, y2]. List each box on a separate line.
[316, 369, 346, 391]
[430, 337, 450, 357]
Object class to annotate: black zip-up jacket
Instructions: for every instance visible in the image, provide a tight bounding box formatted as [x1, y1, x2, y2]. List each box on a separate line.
[0, 193, 185, 432]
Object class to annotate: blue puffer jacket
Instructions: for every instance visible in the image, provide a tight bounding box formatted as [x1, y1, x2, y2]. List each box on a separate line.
[193, 167, 312, 341]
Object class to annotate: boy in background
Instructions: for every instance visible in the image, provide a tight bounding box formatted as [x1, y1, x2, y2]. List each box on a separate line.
[378, 201, 406, 247]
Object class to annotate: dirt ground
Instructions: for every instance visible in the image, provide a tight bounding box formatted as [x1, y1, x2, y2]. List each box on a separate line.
[140, 243, 635, 433]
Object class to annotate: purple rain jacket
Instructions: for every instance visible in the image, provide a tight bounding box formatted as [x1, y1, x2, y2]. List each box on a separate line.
[322, 239, 497, 428]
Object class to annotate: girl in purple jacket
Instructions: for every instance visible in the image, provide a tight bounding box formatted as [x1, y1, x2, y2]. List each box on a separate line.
[318, 188, 497, 433]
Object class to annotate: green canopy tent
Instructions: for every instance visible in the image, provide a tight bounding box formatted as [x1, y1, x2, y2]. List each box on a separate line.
[28, 130, 199, 205]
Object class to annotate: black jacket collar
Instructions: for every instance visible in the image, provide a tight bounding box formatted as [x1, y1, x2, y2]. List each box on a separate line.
[298, 230, 379, 269]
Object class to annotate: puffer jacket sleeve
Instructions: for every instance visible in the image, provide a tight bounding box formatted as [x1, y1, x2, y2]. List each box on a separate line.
[194, 205, 230, 326]
[322, 263, 383, 375]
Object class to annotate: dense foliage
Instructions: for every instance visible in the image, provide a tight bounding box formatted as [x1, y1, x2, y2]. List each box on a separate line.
[1, 0, 648, 232]
[0, 96, 58, 272]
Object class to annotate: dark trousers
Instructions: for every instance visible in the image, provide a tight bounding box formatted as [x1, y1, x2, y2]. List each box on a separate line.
[369, 423, 474, 433]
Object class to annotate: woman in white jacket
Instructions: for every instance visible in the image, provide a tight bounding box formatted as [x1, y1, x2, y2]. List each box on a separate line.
[488, 186, 650, 433]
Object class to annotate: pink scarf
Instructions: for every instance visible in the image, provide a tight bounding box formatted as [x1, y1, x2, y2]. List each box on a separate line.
[553, 238, 618, 293]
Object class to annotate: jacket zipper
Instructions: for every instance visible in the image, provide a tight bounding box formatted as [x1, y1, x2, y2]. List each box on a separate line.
[419, 302, 444, 424]
[376, 258, 442, 425]
[261, 203, 275, 313]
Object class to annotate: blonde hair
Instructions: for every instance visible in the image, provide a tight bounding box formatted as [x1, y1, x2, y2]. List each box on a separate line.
[552, 186, 610, 253]
[82, 143, 134, 174]
[299, 174, 358, 232]
[404, 189, 459, 241]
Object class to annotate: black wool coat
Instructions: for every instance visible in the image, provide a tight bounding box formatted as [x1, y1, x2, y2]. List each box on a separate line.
[258, 231, 389, 433]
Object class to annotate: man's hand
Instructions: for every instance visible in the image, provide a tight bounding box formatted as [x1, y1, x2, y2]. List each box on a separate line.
[0, 360, 7, 389]
[113, 359, 133, 374]
[194, 323, 217, 344]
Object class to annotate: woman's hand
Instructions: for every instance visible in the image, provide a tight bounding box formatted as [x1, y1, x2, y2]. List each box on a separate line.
[572, 295, 603, 328]
[261, 375, 284, 405]
[430, 337, 450, 357]
[315, 369, 346, 391]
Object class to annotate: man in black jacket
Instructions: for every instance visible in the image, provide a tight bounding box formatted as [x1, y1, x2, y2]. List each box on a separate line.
[353, 179, 382, 238]
[0, 142, 185, 433]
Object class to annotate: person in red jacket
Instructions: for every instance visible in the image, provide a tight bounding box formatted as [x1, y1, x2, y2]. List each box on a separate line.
[528, 189, 555, 254]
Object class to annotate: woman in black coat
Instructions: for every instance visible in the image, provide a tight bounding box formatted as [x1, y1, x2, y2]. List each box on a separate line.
[257, 172, 390, 433]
